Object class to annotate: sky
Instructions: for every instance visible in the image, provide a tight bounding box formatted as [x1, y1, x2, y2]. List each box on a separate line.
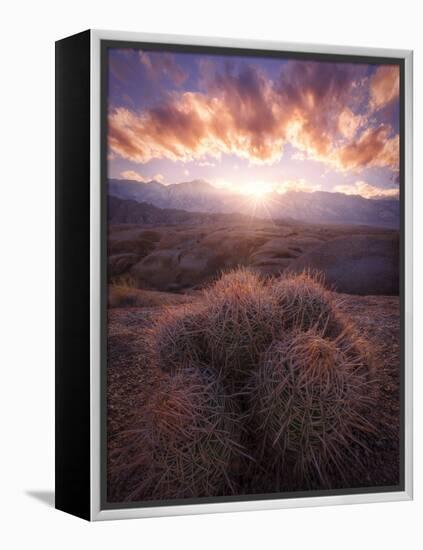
[107, 47, 400, 200]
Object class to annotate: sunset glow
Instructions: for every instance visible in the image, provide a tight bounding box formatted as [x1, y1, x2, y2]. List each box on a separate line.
[108, 48, 400, 200]
[240, 181, 270, 198]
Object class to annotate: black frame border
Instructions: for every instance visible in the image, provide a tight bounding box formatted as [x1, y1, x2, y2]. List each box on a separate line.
[55, 29, 92, 520]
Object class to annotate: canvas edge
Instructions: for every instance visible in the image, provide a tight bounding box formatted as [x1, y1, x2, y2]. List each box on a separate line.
[89, 29, 413, 521]
[403, 48, 413, 502]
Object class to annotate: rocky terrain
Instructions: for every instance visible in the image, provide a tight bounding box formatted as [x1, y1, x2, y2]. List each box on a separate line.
[108, 214, 399, 295]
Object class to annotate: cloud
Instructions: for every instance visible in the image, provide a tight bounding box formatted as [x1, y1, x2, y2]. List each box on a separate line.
[291, 150, 307, 161]
[109, 60, 399, 172]
[275, 179, 321, 194]
[275, 61, 368, 159]
[332, 125, 399, 171]
[108, 80, 287, 165]
[109, 49, 136, 83]
[120, 170, 164, 183]
[333, 180, 399, 199]
[338, 108, 364, 139]
[108, 49, 188, 107]
[139, 51, 187, 86]
[370, 65, 400, 111]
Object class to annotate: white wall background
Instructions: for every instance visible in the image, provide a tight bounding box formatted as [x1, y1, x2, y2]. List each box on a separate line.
[0, 0, 421, 547]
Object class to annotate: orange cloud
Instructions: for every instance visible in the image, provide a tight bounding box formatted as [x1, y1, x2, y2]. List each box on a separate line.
[120, 170, 164, 183]
[334, 180, 399, 199]
[338, 108, 364, 139]
[332, 126, 399, 171]
[275, 179, 321, 194]
[370, 65, 400, 111]
[109, 62, 398, 172]
[109, 84, 287, 165]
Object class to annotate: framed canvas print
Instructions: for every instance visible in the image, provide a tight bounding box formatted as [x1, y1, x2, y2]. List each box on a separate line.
[55, 29, 413, 521]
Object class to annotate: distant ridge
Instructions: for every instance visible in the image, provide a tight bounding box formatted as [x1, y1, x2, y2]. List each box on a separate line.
[108, 195, 263, 225]
[108, 178, 400, 228]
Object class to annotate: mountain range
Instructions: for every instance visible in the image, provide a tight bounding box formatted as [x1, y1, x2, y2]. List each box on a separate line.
[108, 178, 400, 227]
[108, 195, 260, 226]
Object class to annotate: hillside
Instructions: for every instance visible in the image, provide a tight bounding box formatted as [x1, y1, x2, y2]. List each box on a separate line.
[108, 195, 279, 225]
[107, 209, 399, 295]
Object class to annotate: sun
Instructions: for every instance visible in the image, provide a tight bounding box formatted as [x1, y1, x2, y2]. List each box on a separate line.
[242, 181, 268, 198]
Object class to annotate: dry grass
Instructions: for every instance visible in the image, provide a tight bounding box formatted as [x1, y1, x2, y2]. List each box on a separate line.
[109, 366, 247, 501]
[108, 285, 191, 309]
[110, 273, 138, 288]
[108, 236, 156, 256]
[108, 254, 139, 278]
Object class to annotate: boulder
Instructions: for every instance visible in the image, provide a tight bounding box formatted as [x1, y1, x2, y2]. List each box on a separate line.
[131, 249, 182, 290]
[131, 246, 226, 290]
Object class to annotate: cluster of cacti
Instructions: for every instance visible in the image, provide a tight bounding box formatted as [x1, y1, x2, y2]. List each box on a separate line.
[111, 268, 377, 501]
[248, 330, 376, 488]
[110, 366, 245, 500]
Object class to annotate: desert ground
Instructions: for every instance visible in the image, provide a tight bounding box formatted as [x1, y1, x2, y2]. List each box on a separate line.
[106, 218, 400, 502]
[108, 219, 399, 294]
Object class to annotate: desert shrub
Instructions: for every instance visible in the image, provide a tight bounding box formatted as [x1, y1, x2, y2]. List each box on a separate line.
[110, 367, 245, 501]
[334, 328, 377, 380]
[209, 266, 262, 294]
[148, 267, 375, 417]
[150, 268, 352, 387]
[270, 270, 343, 336]
[148, 305, 209, 372]
[114, 267, 379, 497]
[248, 329, 377, 488]
[149, 268, 283, 387]
[273, 269, 375, 379]
[201, 268, 282, 385]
